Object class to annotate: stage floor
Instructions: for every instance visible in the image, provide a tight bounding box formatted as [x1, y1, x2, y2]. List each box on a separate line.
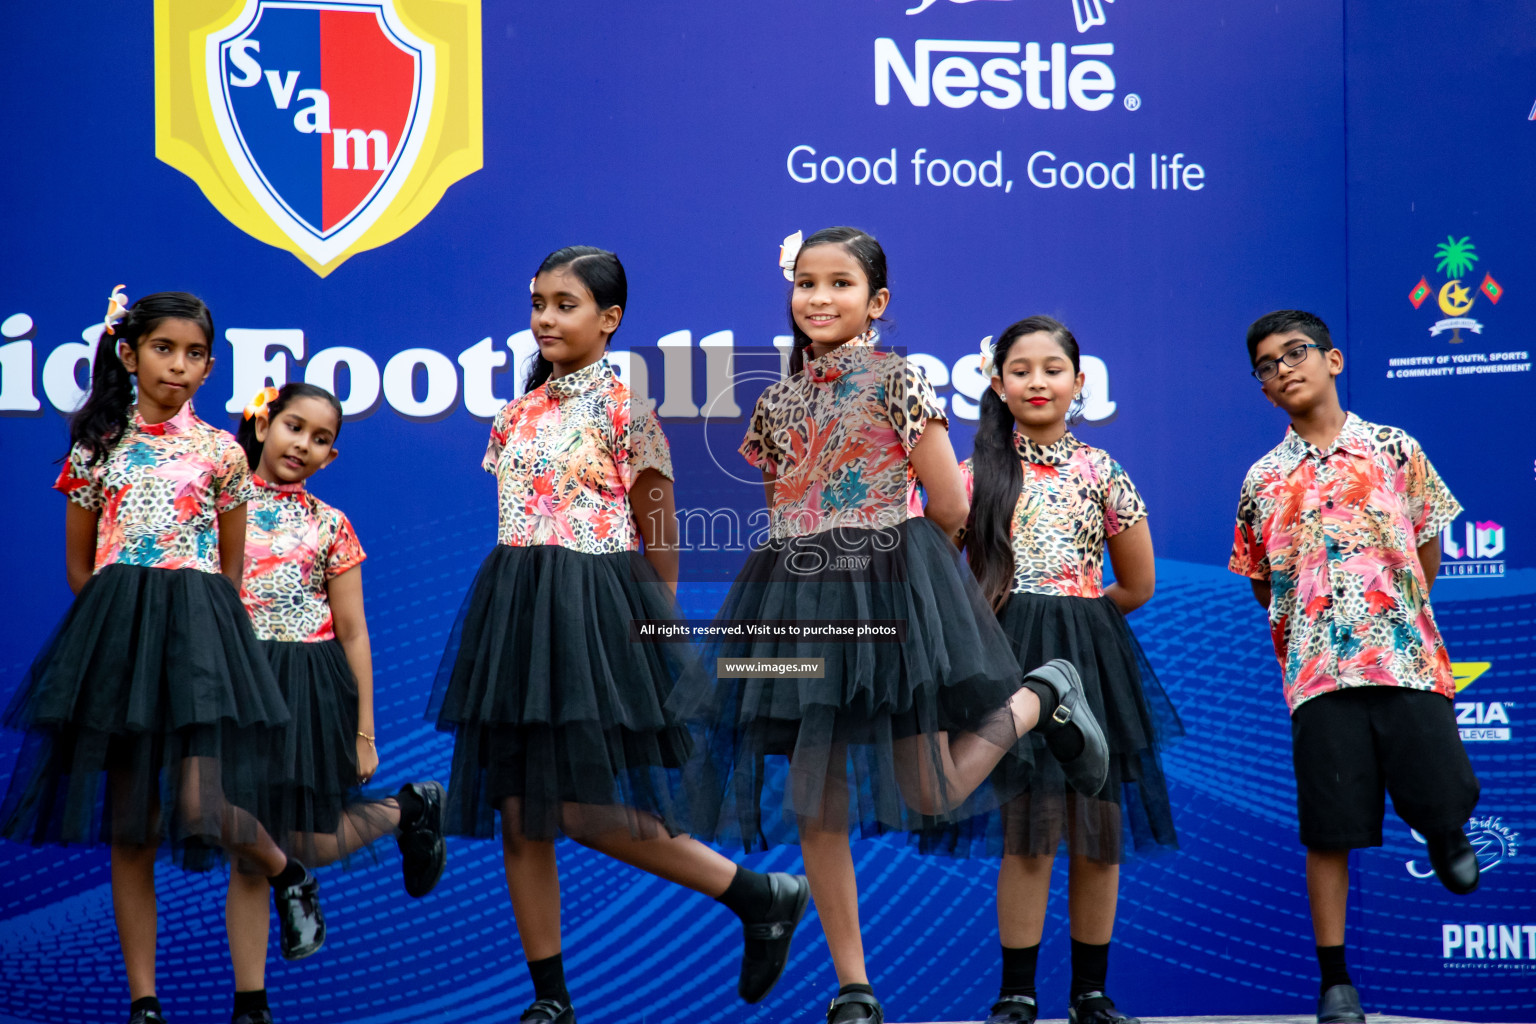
[904, 1017, 1470, 1024]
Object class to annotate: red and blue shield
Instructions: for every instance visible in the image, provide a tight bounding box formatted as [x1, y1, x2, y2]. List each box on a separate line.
[209, 1, 430, 265]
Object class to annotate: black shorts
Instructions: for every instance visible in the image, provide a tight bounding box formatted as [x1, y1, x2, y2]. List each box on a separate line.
[1290, 686, 1479, 850]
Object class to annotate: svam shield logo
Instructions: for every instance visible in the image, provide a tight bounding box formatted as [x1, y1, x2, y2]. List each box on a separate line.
[156, 0, 481, 276]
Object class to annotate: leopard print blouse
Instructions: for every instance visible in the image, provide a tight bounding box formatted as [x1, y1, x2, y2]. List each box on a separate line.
[961, 432, 1147, 597]
[742, 342, 946, 540]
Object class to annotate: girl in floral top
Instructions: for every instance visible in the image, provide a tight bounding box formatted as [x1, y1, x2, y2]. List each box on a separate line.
[954, 317, 1181, 1024]
[679, 229, 1110, 1024]
[0, 290, 324, 1024]
[222, 382, 447, 1024]
[429, 247, 810, 1024]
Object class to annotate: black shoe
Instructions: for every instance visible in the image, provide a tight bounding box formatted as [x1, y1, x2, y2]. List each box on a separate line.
[826, 990, 883, 1023]
[986, 994, 1039, 1023]
[1317, 983, 1365, 1023]
[273, 860, 326, 960]
[1068, 991, 1140, 1024]
[1427, 829, 1480, 895]
[396, 780, 447, 898]
[519, 998, 575, 1023]
[128, 1011, 169, 1024]
[738, 871, 810, 1003]
[232, 1012, 274, 1024]
[1029, 660, 1110, 797]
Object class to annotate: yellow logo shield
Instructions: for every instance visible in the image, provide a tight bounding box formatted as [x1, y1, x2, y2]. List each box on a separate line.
[155, 0, 481, 276]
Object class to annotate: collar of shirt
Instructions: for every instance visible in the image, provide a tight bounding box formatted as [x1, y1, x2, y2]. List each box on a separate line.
[252, 472, 307, 497]
[132, 401, 196, 437]
[1013, 430, 1081, 466]
[805, 332, 878, 384]
[543, 358, 613, 400]
[1276, 411, 1373, 476]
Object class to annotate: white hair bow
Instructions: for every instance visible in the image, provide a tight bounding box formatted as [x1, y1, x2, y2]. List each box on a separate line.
[103, 284, 130, 336]
[779, 230, 803, 281]
[978, 336, 999, 379]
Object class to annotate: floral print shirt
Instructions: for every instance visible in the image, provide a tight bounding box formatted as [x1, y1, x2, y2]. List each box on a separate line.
[961, 432, 1147, 598]
[484, 358, 673, 553]
[742, 343, 946, 539]
[1229, 413, 1461, 713]
[241, 476, 366, 642]
[54, 402, 254, 575]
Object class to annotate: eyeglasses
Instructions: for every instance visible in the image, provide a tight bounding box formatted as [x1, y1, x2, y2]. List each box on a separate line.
[1251, 342, 1322, 382]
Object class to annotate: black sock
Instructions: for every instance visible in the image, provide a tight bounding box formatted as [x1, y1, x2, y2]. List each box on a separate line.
[1025, 678, 1085, 760]
[1022, 678, 1059, 722]
[395, 785, 425, 829]
[999, 942, 1039, 998]
[232, 989, 268, 1020]
[527, 952, 570, 1004]
[716, 866, 774, 921]
[1070, 938, 1110, 1000]
[130, 997, 163, 1016]
[1317, 944, 1352, 993]
[268, 858, 306, 889]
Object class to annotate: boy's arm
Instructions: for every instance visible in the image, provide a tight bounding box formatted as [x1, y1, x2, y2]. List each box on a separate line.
[1249, 578, 1271, 609]
[1417, 538, 1440, 591]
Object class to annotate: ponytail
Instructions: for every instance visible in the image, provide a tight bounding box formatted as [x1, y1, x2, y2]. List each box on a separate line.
[69, 291, 214, 467]
[785, 226, 889, 377]
[235, 382, 344, 474]
[524, 246, 627, 394]
[966, 383, 1024, 611]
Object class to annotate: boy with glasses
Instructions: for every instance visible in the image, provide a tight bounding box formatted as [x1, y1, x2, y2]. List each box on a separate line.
[1228, 310, 1480, 1024]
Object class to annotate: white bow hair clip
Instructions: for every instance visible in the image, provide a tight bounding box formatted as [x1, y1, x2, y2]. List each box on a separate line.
[779, 230, 803, 281]
[103, 284, 130, 336]
[978, 336, 999, 379]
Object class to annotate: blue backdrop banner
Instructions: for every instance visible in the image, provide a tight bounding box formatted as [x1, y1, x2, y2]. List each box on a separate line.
[0, 1, 1531, 1021]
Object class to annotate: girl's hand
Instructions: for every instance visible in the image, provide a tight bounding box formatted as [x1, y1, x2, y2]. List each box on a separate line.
[356, 734, 380, 784]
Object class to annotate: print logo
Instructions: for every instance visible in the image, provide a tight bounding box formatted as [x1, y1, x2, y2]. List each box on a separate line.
[900, 0, 1117, 33]
[1441, 922, 1536, 964]
[155, 0, 482, 276]
[1408, 235, 1504, 344]
[1439, 516, 1506, 578]
[1411, 817, 1520, 880]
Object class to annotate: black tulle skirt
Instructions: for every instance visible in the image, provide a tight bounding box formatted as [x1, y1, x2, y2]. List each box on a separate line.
[428, 544, 698, 842]
[670, 517, 1028, 852]
[261, 639, 395, 866]
[0, 565, 289, 870]
[919, 592, 1181, 863]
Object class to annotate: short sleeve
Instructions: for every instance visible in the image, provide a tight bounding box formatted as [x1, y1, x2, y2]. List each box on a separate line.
[483, 402, 513, 474]
[324, 511, 366, 579]
[1228, 472, 1271, 581]
[622, 408, 674, 487]
[54, 442, 105, 510]
[1403, 438, 1461, 545]
[885, 359, 947, 454]
[739, 393, 780, 473]
[213, 437, 255, 513]
[1101, 457, 1148, 537]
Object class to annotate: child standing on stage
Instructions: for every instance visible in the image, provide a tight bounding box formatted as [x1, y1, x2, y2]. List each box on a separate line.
[684, 229, 1111, 1024]
[957, 318, 1179, 1024]
[430, 246, 811, 1024]
[1230, 310, 1479, 1024]
[0, 290, 325, 1024]
[224, 382, 447, 1024]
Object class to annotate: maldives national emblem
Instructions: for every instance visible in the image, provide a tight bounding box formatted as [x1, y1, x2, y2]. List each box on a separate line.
[155, 0, 482, 276]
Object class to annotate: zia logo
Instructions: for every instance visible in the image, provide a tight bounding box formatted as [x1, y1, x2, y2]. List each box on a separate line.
[1408, 235, 1505, 344]
[901, 0, 1116, 33]
[1407, 817, 1520, 879]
